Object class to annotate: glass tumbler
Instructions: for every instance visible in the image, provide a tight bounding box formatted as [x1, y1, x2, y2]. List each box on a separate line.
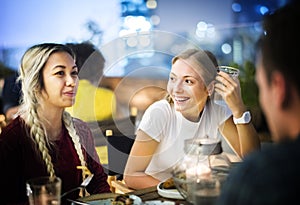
[214, 66, 240, 106]
[192, 176, 220, 205]
[26, 176, 61, 205]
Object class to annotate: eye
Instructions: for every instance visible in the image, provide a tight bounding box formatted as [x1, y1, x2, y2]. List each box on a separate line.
[55, 71, 65, 76]
[71, 70, 79, 76]
[169, 76, 175, 81]
[185, 79, 193, 84]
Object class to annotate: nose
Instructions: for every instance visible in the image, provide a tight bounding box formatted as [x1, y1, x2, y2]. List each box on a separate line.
[66, 75, 76, 87]
[173, 81, 184, 93]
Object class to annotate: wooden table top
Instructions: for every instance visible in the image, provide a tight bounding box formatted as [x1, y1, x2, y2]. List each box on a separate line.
[77, 186, 189, 204]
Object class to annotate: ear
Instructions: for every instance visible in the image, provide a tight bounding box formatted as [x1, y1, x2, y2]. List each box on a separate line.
[271, 71, 286, 108]
[207, 81, 215, 96]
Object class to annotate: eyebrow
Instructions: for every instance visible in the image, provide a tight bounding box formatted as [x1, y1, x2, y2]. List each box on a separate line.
[52, 65, 77, 70]
[170, 72, 198, 79]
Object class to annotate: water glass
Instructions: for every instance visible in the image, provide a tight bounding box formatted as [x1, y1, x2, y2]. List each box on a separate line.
[214, 66, 240, 106]
[26, 176, 61, 205]
[192, 177, 221, 205]
[217, 66, 240, 78]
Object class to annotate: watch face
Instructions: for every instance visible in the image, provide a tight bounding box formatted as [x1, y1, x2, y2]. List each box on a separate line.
[245, 112, 250, 122]
[234, 111, 251, 124]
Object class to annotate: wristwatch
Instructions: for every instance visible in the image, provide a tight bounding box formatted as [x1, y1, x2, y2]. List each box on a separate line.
[233, 111, 251, 125]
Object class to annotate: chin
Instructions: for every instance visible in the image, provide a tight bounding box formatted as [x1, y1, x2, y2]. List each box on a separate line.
[174, 104, 184, 112]
[64, 103, 74, 108]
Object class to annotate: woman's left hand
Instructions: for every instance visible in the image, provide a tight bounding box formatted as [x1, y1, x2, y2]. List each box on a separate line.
[214, 71, 246, 117]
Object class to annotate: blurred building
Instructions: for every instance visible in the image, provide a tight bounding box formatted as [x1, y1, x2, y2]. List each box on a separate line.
[104, 0, 290, 77]
[0, 0, 291, 75]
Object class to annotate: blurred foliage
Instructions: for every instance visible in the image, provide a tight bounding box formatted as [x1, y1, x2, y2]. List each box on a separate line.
[229, 61, 271, 137]
[230, 61, 271, 141]
[229, 61, 259, 108]
[0, 62, 15, 79]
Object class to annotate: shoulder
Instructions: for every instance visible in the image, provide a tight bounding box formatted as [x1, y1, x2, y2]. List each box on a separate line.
[219, 142, 300, 204]
[72, 118, 92, 135]
[138, 100, 172, 141]
[1, 116, 24, 135]
[72, 117, 90, 129]
[71, 117, 95, 145]
[147, 99, 172, 111]
[139, 100, 171, 123]
[0, 116, 29, 145]
[227, 140, 300, 187]
[139, 100, 173, 127]
[143, 100, 173, 119]
[233, 144, 296, 178]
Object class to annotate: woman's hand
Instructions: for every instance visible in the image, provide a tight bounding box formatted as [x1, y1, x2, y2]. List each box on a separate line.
[214, 71, 246, 117]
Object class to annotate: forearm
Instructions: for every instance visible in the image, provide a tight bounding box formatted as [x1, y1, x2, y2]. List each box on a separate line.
[221, 116, 261, 158]
[236, 122, 261, 157]
[230, 105, 261, 157]
[124, 173, 160, 190]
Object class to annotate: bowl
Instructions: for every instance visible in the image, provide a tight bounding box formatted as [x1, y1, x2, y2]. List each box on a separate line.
[157, 182, 184, 200]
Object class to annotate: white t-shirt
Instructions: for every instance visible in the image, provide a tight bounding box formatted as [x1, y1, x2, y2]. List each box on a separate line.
[137, 99, 232, 181]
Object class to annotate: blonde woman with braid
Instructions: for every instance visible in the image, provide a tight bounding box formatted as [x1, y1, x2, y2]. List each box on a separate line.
[0, 43, 111, 205]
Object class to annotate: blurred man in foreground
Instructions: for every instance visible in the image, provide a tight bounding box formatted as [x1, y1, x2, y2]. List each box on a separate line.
[217, 1, 300, 204]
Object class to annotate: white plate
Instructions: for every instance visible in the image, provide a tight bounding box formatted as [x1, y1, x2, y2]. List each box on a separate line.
[144, 200, 175, 205]
[157, 182, 184, 200]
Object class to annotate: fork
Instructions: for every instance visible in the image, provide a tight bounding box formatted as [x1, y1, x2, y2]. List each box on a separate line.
[61, 174, 94, 198]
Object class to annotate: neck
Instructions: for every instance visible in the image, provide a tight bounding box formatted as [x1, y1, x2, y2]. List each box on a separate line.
[187, 100, 206, 122]
[182, 106, 204, 122]
[37, 108, 64, 141]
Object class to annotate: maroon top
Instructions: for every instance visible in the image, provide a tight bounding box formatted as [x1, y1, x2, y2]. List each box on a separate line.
[0, 116, 110, 205]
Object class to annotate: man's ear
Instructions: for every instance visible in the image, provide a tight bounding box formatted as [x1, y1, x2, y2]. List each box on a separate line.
[271, 71, 286, 109]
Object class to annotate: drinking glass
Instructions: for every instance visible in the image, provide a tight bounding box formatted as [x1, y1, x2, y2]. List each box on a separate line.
[217, 66, 240, 78]
[26, 176, 61, 205]
[192, 176, 221, 205]
[214, 66, 240, 106]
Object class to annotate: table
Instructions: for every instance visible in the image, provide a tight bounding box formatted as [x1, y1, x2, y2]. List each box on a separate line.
[76, 154, 241, 204]
[77, 186, 189, 204]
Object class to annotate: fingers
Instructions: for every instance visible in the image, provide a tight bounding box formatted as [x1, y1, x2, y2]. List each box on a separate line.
[216, 71, 238, 85]
[215, 71, 241, 100]
[214, 71, 245, 113]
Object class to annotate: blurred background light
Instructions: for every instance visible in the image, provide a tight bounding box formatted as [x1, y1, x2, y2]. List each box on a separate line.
[0, 0, 291, 73]
[232, 3, 242, 12]
[256, 5, 269, 15]
[221, 43, 232, 54]
[146, 0, 157, 9]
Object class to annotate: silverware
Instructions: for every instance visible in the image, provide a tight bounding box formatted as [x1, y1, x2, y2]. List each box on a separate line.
[61, 174, 94, 198]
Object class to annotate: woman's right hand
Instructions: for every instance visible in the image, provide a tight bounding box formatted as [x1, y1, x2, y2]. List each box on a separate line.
[215, 71, 246, 117]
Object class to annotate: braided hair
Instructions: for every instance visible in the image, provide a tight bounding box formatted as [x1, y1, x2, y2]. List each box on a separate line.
[18, 43, 87, 180]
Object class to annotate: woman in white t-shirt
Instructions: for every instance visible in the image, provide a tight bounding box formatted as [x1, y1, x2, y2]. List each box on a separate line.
[124, 48, 260, 189]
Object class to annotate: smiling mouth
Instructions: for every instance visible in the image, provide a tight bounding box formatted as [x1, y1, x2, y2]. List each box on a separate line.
[174, 97, 189, 103]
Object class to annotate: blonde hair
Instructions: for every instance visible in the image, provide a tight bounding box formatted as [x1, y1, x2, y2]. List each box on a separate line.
[18, 43, 87, 179]
[166, 48, 217, 103]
